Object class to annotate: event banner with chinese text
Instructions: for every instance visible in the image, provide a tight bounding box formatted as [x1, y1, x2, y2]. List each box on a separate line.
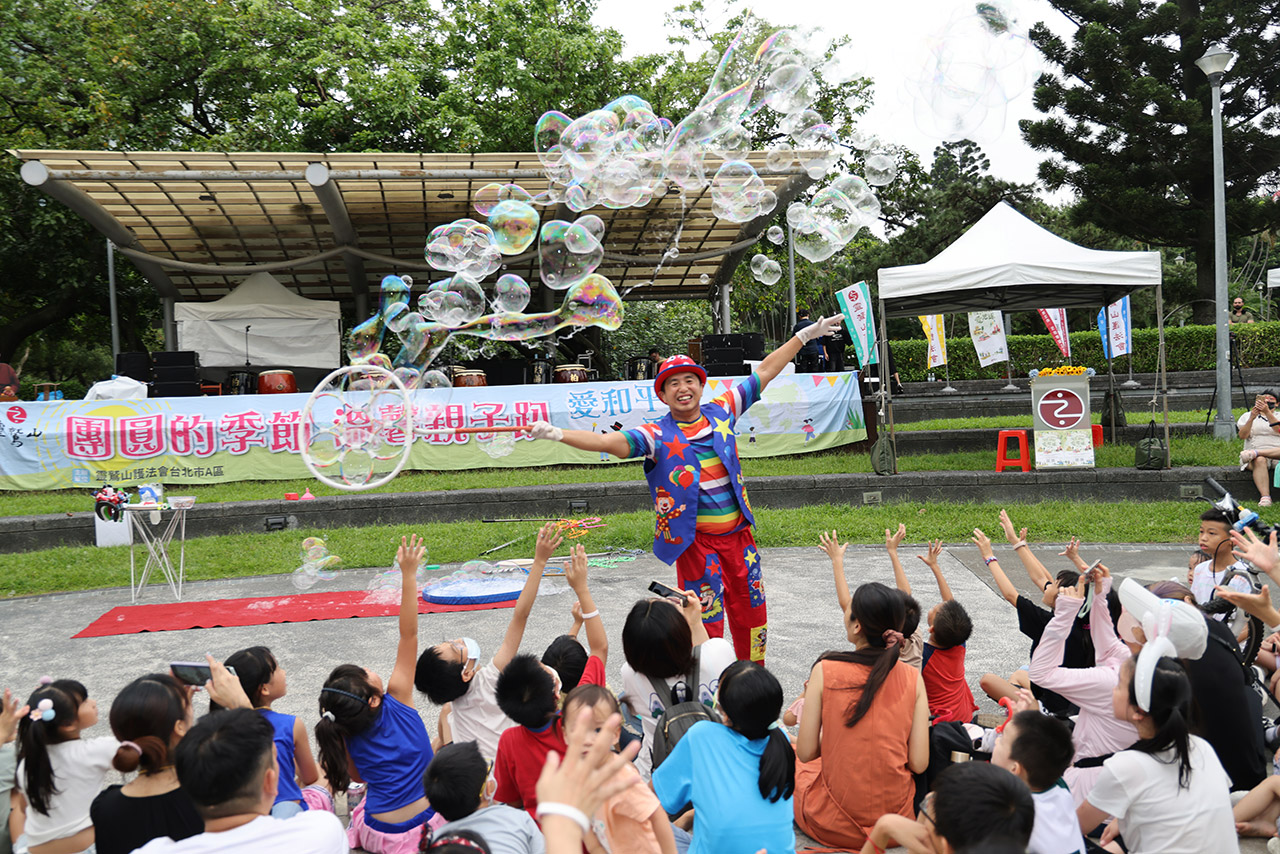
[0, 372, 865, 491]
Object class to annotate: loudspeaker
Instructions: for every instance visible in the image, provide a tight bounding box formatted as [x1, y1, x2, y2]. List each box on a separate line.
[740, 333, 765, 360]
[153, 350, 200, 368]
[153, 366, 200, 383]
[701, 333, 737, 350]
[704, 361, 745, 377]
[150, 381, 201, 398]
[702, 346, 744, 364]
[116, 352, 151, 382]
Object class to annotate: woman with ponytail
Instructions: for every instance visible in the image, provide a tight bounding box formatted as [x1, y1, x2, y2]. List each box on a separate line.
[793, 580, 929, 850]
[14, 679, 116, 854]
[652, 660, 795, 854]
[1075, 631, 1236, 851]
[89, 674, 202, 854]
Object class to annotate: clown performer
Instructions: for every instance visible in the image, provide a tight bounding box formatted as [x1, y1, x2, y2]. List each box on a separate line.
[528, 315, 845, 663]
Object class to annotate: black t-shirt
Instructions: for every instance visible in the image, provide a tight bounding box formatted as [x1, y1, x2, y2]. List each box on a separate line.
[1183, 617, 1268, 791]
[90, 784, 204, 854]
[1015, 595, 1096, 715]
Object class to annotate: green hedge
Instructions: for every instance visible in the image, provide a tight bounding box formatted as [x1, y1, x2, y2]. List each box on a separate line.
[888, 322, 1280, 382]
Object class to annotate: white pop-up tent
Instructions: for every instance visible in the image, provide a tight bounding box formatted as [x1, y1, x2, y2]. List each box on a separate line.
[874, 202, 1169, 467]
[174, 272, 341, 368]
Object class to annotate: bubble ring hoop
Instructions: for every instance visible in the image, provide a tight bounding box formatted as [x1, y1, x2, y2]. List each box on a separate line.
[300, 364, 414, 492]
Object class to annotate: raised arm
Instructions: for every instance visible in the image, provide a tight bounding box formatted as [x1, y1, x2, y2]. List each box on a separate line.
[916, 540, 952, 602]
[998, 509, 1054, 590]
[679, 588, 711, 646]
[819, 530, 852, 613]
[756, 315, 843, 390]
[494, 522, 563, 671]
[885, 524, 912, 596]
[565, 544, 607, 666]
[795, 661, 825, 763]
[529, 422, 631, 458]
[972, 528, 1018, 606]
[1087, 567, 1128, 666]
[1058, 537, 1090, 573]
[388, 534, 427, 704]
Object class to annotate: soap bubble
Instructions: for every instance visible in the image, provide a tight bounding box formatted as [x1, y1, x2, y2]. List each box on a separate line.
[539, 219, 604, 290]
[699, 273, 711, 285]
[864, 153, 897, 186]
[488, 199, 540, 255]
[479, 430, 517, 459]
[767, 225, 785, 244]
[493, 274, 531, 313]
[419, 275, 486, 327]
[750, 253, 769, 276]
[425, 220, 502, 279]
[290, 537, 343, 590]
[757, 259, 783, 285]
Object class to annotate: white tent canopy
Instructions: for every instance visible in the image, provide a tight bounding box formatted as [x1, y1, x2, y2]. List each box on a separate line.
[877, 202, 1162, 317]
[174, 272, 341, 368]
[1268, 268, 1280, 290]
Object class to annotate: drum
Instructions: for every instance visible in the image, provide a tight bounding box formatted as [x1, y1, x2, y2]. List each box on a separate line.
[530, 360, 553, 385]
[226, 370, 258, 395]
[258, 370, 297, 394]
[626, 356, 653, 382]
[454, 369, 488, 388]
[554, 364, 589, 383]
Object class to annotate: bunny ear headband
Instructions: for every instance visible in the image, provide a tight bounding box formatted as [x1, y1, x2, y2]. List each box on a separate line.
[1134, 602, 1179, 712]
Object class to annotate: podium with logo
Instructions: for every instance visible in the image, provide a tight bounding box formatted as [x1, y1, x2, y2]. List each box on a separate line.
[1031, 376, 1094, 468]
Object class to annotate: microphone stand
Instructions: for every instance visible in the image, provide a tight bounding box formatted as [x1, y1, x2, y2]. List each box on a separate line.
[244, 325, 252, 368]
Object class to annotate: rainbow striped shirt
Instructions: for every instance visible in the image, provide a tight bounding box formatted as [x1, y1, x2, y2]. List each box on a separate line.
[623, 374, 762, 535]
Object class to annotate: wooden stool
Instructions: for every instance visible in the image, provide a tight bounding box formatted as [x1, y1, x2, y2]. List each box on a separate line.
[1091, 424, 1104, 448]
[996, 429, 1031, 472]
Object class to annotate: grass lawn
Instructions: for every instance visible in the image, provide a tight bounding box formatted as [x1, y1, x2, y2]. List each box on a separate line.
[897, 407, 1245, 432]
[0, 434, 1242, 519]
[0, 500, 1200, 597]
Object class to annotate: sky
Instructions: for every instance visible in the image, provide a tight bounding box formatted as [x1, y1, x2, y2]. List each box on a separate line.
[591, 0, 1079, 189]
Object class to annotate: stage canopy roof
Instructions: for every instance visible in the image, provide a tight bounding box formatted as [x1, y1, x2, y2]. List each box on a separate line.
[877, 202, 1162, 318]
[11, 149, 812, 306]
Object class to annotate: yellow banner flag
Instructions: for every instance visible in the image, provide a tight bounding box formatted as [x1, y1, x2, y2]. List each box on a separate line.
[918, 315, 947, 368]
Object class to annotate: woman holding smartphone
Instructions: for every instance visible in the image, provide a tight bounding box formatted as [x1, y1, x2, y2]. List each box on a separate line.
[1238, 389, 1280, 506]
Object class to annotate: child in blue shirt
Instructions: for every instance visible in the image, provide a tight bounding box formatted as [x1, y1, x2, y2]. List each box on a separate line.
[652, 660, 795, 854]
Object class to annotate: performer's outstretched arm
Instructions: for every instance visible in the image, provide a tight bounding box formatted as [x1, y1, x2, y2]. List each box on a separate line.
[755, 315, 844, 390]
[529, 422, 631, 458]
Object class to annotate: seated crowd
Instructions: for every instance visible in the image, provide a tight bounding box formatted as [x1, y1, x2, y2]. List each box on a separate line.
[5, 511, 1280, 854]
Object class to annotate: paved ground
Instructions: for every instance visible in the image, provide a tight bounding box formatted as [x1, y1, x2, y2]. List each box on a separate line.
[0, 538, 1265, 852]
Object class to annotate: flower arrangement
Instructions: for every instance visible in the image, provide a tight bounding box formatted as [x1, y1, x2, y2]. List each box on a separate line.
[1030, 366, 1095, 378]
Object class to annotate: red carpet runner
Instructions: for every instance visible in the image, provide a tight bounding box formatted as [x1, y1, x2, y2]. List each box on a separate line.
[74, 590, 515, 638]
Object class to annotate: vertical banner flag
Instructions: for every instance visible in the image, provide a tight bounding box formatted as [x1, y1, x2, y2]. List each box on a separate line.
[1097, 308, 1110, 359]
[968, 311, 1009, 367]
[918, 314, 948, 368]
[1037, 308, 1071, 359]
[835, 280, 878, 368]
[1107, 296, 1132, 358]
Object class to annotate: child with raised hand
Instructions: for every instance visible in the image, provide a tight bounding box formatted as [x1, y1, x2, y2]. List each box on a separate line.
[316, 533, 439, 854]
[417, 522, 563, 763]
[543, 544, 609, 702]
[1076, 654, 1236, 853]
[915, 539, 977, 724]
[876, 524, 926, 669]
[653, 661, 796, 854]
[14, 678, 117, 854]
[1, 688, 29, 854]
[561, 684, 676, 854]
[493, 651, 569, 820]
[423, 740, 544, 854]
[219, 645, 329, 817]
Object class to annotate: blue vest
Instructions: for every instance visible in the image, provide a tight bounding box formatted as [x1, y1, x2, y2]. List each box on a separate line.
[261, 709, 305, 807]
[644, 400, 754, 565]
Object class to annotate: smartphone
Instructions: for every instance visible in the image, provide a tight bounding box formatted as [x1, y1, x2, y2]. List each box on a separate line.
[170, 662, 236, 686]
[648, 580, 685, 602]
[1082, 558, 1104, 580]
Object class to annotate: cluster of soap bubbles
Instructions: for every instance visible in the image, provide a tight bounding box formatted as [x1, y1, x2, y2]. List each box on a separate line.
[749, 253, 782, 285]
[300, 366, 416, 492]
[907, 0, 1034, 142]
[290, 537, 342, 591]
[477, 430, 517, 459]
[785, 174, 885, 263]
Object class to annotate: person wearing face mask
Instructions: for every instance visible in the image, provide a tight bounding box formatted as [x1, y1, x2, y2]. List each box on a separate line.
[526, 315, 845, 666]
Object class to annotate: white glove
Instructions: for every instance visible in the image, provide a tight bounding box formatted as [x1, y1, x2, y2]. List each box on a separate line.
[796, 314, 844, 344]
[530, 420, 564, 442]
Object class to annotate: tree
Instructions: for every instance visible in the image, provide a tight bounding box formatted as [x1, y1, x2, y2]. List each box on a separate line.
[1021, 0, 1280, 323]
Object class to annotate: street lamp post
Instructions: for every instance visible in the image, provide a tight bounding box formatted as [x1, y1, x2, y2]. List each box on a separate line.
[1196, 43, 1236, 440]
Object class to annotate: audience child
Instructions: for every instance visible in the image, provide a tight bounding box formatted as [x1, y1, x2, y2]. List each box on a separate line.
[14, 678, 117, 854]
[1189, 508, 1253, 607]
[425, 830, 492, 853]
[543, 545, 609, 700]
[793, 580, 929, 849]
[2, 689, 27, 854]
[1076, 654, 1236, 853]
[219, 646, 330, 817]
[135, 708, 346, 853]
[870, 526, 926, 669]
[89, 674, 203, 854]
[1027, 568, 1139, 806]
[560, 684, 676, 854]
[915, 540, 978, 723]
[416, 524, 563, 762]
[862, 763, 1034, 854]
[316, 534, 439, 854]
[652, 661, 796, 854]
[619, 589, 736, 780]
[424, 741, 544, 854]
[990, 702, 1085, 854]
[493, 654, 567, 820]
[977, 513, 1098, 715]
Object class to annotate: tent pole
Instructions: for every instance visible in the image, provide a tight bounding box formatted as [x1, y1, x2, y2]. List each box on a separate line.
[106, 239, 120, 359]
[1156, 281, 1171, 467]
[880, 298, 897, 472]
[1002, 312, 1018, 391]
[786, 225, 797, 331]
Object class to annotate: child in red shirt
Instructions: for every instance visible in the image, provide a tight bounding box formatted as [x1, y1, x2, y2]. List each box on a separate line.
[917, 541, 977, 723]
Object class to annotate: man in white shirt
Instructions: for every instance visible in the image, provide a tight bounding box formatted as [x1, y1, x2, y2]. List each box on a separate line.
[137, 708, 347, 853]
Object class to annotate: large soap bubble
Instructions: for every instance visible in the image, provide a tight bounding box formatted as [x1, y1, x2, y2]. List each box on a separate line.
[493, 274, 531, 314]
[539, 218, 605, 290]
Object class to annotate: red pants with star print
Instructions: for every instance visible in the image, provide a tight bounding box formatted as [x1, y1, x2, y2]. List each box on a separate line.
[675, 527, 767, 663]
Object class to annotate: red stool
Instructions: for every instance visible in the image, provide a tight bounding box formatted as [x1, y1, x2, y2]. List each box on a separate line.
[996, 429, 1031, 472]
[1091, 424, 1103, 448]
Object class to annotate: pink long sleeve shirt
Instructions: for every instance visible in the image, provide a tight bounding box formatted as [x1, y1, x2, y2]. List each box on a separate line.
[1027, 578, 1139, 807]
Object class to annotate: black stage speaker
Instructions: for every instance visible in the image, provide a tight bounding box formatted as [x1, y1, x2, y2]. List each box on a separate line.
[153, 350, 200, 368]
[701, 346, 744, 364]
[740, 333, 765, 360]
[150, 381, 201, 398]
[704, 361, 745, 377]
[116, 352, 151, 382]
[153, 365, 200, 383]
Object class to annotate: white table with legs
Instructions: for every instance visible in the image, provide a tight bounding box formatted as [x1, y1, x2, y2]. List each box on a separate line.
[123, 505, 189, 602]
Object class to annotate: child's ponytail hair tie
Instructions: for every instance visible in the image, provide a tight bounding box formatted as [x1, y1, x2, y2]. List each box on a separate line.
[29, 698, 55, 722]
[37, 675, 52, 686]
[321, 710, 336, 722]
[119, 741, 142, 754]
[882, 629, 904, 647]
